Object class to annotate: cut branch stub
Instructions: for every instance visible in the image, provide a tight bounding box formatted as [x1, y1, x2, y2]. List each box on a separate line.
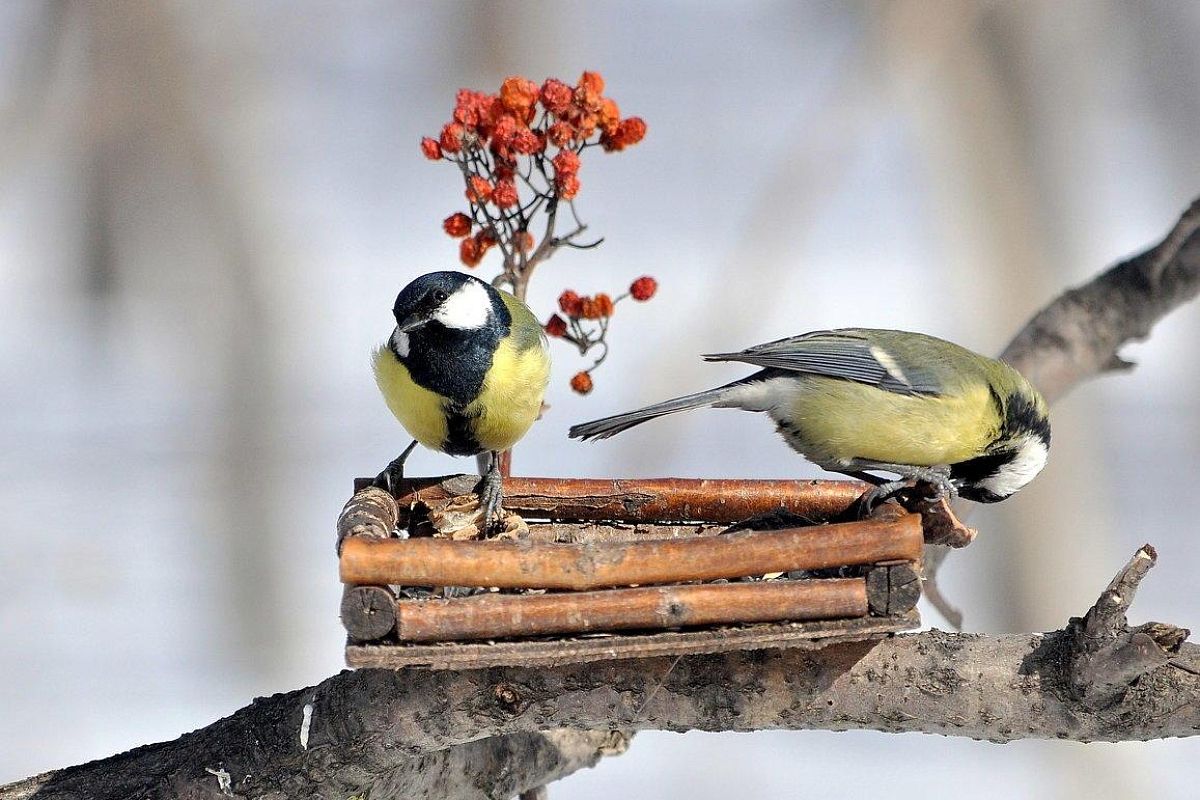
[336, 485, 399, 552]
[341, 585, 399, 641]
[339, 513, 922, 590]
[1067, 544, 1191, 709]
[866, 563, 921, 616]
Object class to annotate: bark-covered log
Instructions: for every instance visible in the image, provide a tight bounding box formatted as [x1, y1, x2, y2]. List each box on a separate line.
[392, 579, 868, 642]
[339, 514, 922, 590]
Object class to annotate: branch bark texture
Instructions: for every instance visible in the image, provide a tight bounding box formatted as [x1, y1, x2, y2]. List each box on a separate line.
[1000, 197, 1200, 401]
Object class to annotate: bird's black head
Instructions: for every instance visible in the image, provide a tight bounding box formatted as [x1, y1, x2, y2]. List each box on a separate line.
[392, 271, 506, 334]
[387, 271, 512, 410]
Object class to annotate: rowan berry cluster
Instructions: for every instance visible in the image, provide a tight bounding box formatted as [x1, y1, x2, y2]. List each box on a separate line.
[421, 71, 646, 276]
[545, 276, 658, 394]
[421, 72, 654, 395]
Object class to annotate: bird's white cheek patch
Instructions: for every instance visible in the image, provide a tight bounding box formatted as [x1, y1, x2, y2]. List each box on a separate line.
[982, 437, 1048, 498]
[435, 281, 491, 329]
[391, 328, 409, 357]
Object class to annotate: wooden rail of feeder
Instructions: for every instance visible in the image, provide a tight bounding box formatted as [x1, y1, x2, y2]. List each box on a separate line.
[353, 475, 867, 524]
[386, 579, 867, 642]
[341, 561, 920, 642]
[339, 513, 922, 590]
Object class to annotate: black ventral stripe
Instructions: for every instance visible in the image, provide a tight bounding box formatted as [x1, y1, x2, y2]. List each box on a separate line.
[443, 408, 483, 456]
[402, 321, 500, 407]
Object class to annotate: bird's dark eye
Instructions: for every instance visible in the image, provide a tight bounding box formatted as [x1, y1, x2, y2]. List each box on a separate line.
[432, 289, 448, 303]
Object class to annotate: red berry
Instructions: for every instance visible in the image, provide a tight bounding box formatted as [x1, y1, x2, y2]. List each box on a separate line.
[570, 371, 593, 394]
[629, 275, 657, 301]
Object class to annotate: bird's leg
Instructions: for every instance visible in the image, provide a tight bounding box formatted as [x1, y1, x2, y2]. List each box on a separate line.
[843, 462, 956, 511]
[373, 439, 418, 496]
[478, 450, 505, 530]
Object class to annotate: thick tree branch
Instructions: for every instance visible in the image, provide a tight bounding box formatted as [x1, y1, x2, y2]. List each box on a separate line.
[4, 548, 1195, 799]
[0, 725, 629, 800]
[1001, 196, 1200, 400]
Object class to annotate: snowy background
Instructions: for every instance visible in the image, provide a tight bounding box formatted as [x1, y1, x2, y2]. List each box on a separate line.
[2, 2, 1199, 796]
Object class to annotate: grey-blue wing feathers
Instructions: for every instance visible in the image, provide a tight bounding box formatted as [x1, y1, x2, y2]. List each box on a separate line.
[703, 329, 945, 396]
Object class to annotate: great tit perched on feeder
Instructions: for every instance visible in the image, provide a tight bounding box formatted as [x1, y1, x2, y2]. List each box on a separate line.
[570, 328, 1050, 506]
[373, 271, 551, 525]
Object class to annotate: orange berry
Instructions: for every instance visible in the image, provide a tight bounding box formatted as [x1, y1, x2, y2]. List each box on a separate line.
[594, 293, 614, 318]
[552, 150, 580, 176]
[557, 173, 581, 200]
[466, 176, 492, 203]
[420, 137, 442, 160]
[491, 114, 517, 147]
[512, 128, 542, 155]
[547, 121, 575, 147]
[578, 71, 605, 96]
[558, 290, 583, 317]
[570, 371, 594, 395]
[493, 180, 519, 208]
[443, 212, 472, 238]
[500, 76, 539, 116]
[440, 122, 465, 153]
[618, 117, 647, 146]
[540, 78, 572, 115]
[598, 98, 620, 135]
[459, 237, 483, 267]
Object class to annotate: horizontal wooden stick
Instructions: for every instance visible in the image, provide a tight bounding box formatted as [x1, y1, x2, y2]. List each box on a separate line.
[340, 514, 922, 590]
[355, 475, 867, 524]
[520, 522, 725, 543]
[394, 579, 867, 642]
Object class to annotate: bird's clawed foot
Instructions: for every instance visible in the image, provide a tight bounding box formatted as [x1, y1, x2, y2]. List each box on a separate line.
[851, 464, 957, 515]
[372, 439, 418, 496]
[477, 451, 505, 532]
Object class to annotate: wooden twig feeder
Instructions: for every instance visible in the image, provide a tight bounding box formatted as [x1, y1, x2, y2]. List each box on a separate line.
[338, 475, 973, 670]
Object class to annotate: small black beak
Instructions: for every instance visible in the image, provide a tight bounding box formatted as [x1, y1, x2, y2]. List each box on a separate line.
[397, 312, 428, 333]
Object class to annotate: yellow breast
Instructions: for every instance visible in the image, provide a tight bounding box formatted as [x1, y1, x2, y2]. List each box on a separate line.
[373, 345, 449, 450]
[465, 336, 551, 452]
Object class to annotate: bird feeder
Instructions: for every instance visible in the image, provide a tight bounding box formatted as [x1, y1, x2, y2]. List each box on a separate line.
[338, 475, 974, 670]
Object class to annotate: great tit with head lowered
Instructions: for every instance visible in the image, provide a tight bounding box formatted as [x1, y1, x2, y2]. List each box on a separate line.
[569, 328, 1049, 506]
[373, 271, 550, 525]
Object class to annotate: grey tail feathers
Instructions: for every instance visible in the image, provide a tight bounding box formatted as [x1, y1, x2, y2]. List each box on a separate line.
[568, 386, 733, 441]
